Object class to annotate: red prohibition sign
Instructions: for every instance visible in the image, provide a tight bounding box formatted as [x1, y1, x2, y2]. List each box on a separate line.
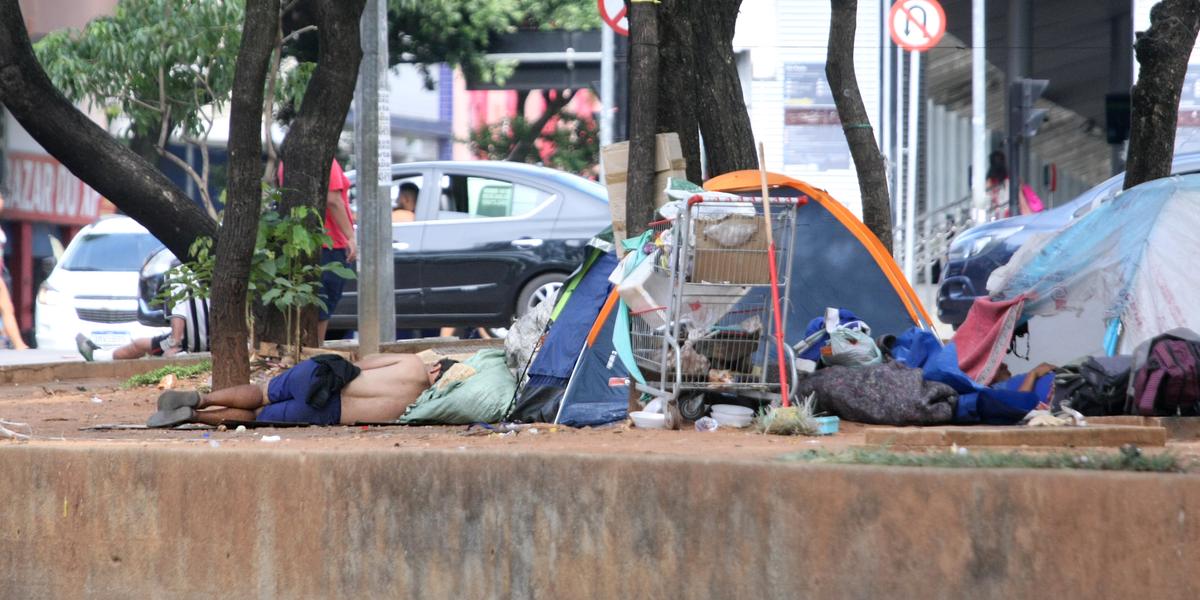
[599, 0, 629, 37]
[889, 0, 947, 52]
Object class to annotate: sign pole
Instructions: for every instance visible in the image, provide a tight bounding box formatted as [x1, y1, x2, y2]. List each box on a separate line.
[353, 0, 394, 354]
[600, 22, 615, 151]
[904, 49, 920, 282]
[971, 0, 987, 225]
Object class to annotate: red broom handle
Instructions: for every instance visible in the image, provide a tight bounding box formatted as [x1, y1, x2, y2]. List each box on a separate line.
[757, 142, 789, 406]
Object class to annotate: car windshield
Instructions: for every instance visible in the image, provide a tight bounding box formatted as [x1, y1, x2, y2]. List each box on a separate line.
[61, 232, 163, 272]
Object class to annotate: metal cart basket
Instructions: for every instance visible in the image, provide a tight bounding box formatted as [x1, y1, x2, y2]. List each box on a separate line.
[627, 194, 800, 429]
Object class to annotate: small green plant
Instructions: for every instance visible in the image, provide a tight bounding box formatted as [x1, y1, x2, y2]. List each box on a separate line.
[253, 201, 354, 359]
[781, 447, 1184, 473]
[155, 187, 355, 361]
[122, 360, 212, 389]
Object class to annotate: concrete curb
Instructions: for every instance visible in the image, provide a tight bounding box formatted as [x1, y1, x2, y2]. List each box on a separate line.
[0, 355, 209, 385]
[0, 445, 1196, 599]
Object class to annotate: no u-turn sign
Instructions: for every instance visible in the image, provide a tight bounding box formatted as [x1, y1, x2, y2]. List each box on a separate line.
[889, 0, 947, 52]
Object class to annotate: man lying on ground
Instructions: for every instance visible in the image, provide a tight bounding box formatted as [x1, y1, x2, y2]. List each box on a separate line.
[992, 362, 1057, 407]
[146, 353, 456, 428]
[77, 291, 210, 361]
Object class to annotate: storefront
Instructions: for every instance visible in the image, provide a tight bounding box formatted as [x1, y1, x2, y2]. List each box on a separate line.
[2, 151, 111, 342]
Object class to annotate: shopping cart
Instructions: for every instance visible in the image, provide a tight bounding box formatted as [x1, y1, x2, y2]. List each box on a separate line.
[626, 194, 800, 429]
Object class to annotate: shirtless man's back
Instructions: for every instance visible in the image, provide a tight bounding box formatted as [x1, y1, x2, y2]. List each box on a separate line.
[338, 353, 436, 423]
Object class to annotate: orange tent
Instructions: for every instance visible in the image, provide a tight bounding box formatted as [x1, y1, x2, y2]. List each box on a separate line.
[705, 170, 932, 339]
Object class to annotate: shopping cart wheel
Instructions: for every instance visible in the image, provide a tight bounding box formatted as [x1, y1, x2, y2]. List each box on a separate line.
[679, 393, 707, 422]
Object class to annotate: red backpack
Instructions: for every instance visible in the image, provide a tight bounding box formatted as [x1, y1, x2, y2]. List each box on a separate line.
[1131, 337, 1200, 416]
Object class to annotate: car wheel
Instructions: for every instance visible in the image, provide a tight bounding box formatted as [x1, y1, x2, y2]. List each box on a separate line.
[517, 273, 566, 318]
[486, 273, 566, 339]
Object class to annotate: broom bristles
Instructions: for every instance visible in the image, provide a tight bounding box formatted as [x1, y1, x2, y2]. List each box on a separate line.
[757, 393, 818, 436]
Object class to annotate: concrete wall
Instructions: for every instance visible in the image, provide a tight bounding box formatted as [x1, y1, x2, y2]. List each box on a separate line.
[1, 445, 1197, 599]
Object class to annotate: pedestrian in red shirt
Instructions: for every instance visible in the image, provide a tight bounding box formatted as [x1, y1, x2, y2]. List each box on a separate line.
[278, 159, 357, 343]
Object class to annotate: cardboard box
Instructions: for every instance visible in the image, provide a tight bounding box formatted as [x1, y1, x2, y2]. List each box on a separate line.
[602, 133, 688, 255]
[606, 170, 686, 254]
[601, 133, 685, 184]
[690, 214, 772, 284]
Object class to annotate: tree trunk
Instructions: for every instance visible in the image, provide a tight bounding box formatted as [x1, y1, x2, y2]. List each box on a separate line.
[211, 0, 280, 390]
[692, 0, 757, 177]
[506, 90, 571, 163]
[655, 0, 702, 184]
[259, 0, 365, 348]
[0, 0, 216, 260]
[1124, 0, 1200, 191]
[827, 0, 892, 250]
[626, 0, 660, 237]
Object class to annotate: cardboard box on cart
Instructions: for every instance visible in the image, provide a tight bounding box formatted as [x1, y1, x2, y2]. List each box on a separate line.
[690, 213, 771, 285]
[602, 133, 687, 255]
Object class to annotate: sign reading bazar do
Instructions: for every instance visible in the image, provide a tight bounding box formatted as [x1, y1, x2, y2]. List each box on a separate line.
[4, 153, 107, 225]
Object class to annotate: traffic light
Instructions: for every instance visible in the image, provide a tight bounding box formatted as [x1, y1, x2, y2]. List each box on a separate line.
[1012, 78, 1049, 138]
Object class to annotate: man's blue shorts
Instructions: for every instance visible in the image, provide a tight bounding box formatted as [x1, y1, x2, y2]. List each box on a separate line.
[318, 247, 352, 321]
[257, 359, 342, 425]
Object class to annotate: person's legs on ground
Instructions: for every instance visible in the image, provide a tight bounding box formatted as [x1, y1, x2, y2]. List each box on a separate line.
[191, 407, 258, 426]
[112, 336, 158, 360]
[149, 384, 267, 428]
[79, 333, 167, 361]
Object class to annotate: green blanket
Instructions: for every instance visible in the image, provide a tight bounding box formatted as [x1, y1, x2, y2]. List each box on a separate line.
[398, 349, 515, 425]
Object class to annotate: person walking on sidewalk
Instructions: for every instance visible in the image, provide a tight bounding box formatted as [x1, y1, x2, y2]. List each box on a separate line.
[277, 159, 358, 344]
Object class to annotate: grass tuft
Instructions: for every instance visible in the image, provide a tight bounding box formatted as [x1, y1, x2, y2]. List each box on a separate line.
[121, 360, 212, 389]
[781, 446, 1183, 473]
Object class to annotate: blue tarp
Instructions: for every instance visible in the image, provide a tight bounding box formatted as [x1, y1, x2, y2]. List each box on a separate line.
[892, 328, 1039, 425]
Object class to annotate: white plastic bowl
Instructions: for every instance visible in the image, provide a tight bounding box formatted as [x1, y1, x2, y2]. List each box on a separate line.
[710, 404, 754, 428]
[629, 411, 666, 429]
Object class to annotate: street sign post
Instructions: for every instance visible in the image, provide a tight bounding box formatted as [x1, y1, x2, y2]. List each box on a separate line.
[889, 0, 946, 52]
[888, 0, 946, 282]
[598, 0, 628, 37]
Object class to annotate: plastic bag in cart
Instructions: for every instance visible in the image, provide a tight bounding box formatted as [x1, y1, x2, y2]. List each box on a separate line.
[821, 313, 883, 368]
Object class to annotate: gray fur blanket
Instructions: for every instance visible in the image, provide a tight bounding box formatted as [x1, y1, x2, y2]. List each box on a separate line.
[794, 361, 957, 425]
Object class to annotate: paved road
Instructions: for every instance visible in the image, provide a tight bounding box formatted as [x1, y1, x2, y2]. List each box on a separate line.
[0, 348, 84, 366]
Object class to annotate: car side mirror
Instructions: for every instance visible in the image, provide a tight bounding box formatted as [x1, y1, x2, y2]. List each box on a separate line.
[40, 256, 56, 272]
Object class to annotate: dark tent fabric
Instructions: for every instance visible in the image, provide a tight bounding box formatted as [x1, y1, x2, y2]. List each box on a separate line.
[527, 252, 618, 383]
[704, 171, 932, 341]
[507, 252, 619, 424]
[556, 292, 630, 426]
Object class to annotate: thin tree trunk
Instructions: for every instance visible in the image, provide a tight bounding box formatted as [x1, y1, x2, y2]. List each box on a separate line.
[1124, 0, 1200, 191]
[0, 0, 215, 259]
[506, 90, 571, 163]
[692, 0, 757, 176]
[655, 0, 702, 184]
[261, 0, 364, 348]
[212, 0, 280, 390]
[626, 0, 660, 237]
[827, 0, 892, 250]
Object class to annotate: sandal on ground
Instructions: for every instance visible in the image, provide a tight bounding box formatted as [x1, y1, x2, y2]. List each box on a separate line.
[146, 407, 195, 428]
[157, 390, 201, 411]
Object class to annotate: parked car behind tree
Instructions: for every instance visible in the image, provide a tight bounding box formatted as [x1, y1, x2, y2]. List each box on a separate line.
[139, 161, 611, 337]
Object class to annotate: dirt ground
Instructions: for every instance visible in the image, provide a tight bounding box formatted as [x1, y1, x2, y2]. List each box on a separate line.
[2, 371, 1198, 466]
[0, 372, 869, 458]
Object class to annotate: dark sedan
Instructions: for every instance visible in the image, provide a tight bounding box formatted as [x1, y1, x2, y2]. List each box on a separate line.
[332, 160, 610, 334]
[138, 161, 610, 333]
[937, 153, 1200, 328]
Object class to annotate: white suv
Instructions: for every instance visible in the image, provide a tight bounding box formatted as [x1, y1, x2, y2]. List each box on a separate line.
[35, 215, 168, 351]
